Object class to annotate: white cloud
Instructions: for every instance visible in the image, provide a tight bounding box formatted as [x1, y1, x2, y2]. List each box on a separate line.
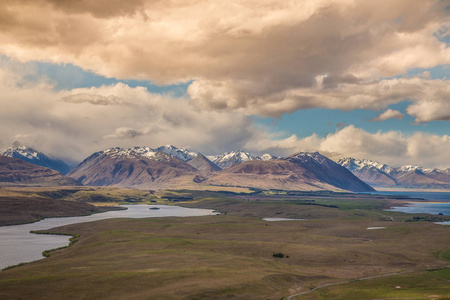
[370, 109, 405, 122]
[244, 125, 450, 169]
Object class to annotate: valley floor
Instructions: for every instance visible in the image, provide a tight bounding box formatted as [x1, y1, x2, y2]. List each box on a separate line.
[0, 188, 449, 299]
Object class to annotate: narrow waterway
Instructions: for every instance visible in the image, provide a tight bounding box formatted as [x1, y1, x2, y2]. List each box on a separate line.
[0, 205, 217, 270]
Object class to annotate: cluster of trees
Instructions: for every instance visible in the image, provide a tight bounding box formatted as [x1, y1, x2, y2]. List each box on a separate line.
[406, 215, 449, 222]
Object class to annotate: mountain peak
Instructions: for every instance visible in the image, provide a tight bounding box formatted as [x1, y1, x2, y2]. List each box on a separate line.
[257, 153, 279, 161]
[102, 147, 142, 159]
[289, 151, 327, 164]
[155, 145, 197, 162]
[208, 150, 256, 169]
[337, 157, 394, 174]
[284, 152, 375, 192]
[187, 153, 221, 172]
[1, 146, 71, 174]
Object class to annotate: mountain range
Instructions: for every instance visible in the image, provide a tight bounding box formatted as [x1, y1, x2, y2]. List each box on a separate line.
[207, 150, 278, 169]
[1, 144, 448, 191]
[64, 147, 372, 192]
[206, 152, 373, 192]
[337, 157, 450, 189]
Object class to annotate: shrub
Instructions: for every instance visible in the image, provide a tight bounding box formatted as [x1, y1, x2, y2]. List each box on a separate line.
[273, 252, 285, 258]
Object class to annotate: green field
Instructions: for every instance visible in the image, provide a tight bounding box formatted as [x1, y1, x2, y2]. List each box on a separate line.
[0, 189, 449, 299]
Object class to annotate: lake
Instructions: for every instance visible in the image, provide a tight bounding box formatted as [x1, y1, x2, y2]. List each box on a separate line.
[367, 191, 450, 202]
[385, 202, 450, 216]
[378, 191, 450, 224]
[0, 205, 217, 270]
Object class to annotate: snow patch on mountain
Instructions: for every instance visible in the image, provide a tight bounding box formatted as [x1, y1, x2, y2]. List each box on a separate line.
[155, 145, 197, 161]
[338, 157, 396, 174]
[208, 150, 257, 169]
[257, 153, 279, 161]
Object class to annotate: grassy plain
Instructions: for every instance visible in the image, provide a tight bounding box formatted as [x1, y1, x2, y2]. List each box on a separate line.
[0, 189, 449, 299]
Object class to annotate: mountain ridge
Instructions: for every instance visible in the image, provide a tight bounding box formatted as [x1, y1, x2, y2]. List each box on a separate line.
[68, 147, 374, 192]
[337, 157, 450, 189]
[0, 155, 80, 186]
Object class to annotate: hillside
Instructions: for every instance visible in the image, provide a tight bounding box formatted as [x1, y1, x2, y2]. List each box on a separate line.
[0, 155, 80, 187]
[187, 154, 222, 173]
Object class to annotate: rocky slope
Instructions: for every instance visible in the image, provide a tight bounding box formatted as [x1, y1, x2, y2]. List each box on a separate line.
[187, 154, 221, 173]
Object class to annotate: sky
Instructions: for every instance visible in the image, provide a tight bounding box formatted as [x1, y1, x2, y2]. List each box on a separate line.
[0, 0, 449, 168]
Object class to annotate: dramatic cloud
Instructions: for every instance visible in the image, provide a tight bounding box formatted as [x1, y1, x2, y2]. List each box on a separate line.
[370, 109, 405, 122]
[0, 2, 448, 169]
[318, 126, 450, 169]
[189, 77, 450, 122]
[245, 125, 450, 169]
[0, 63, 262, 163]
[0, 0, 448, 120]
[1, 59, 447, 168]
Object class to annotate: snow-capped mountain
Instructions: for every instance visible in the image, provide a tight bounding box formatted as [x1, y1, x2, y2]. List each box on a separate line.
[285, 152, 375, 192]
[88, 146, 198, 162]
[337, 157, 450, 189]
[68, 147, 197, 188]
[155, 145, 197, 162]
[338, 157, 395, 175]
[1, 146, 71, 174]
[68, 147, 377, 192]
[208, 150, 257, 169]
[257, 153, 279, 161]
[129, 146, 157, 159]
[206, 151, 374, 192]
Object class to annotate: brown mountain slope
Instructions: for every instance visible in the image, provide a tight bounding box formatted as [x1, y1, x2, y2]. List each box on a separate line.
[285, 153, 375, 192]
[351, 168, 397, 187]
[188, 154, 221, 173]
[394, 170, 450, 189]
[423, 169, 450, 183]
[205, 159, 365, 192]
[0, 155, 80, 186]
[68, 148, 198, 189]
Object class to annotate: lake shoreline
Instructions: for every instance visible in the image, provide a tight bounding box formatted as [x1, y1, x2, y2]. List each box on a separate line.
[0, 205, 217, 270]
